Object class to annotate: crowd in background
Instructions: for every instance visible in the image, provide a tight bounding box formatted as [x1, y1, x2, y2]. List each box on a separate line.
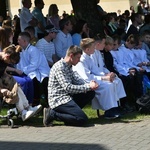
[0, 0, 150, 126]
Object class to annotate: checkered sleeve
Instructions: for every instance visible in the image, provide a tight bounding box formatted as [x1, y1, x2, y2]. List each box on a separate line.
[54, 66, 91, 94]
[72, 71, 86, 85]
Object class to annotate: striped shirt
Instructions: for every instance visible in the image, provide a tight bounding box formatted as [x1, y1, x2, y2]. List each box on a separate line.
[36, 38, 55, 63]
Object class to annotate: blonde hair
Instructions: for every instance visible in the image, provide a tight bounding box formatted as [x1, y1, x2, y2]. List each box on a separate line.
[80, 38, 95, 51]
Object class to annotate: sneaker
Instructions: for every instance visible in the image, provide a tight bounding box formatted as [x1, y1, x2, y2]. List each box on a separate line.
[43, 107, 53, 127]
[21, 110, 34, 121]
[29, 105, 42, 116]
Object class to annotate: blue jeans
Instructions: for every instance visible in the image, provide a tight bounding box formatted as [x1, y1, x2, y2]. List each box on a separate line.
[51, 91, 95, 126]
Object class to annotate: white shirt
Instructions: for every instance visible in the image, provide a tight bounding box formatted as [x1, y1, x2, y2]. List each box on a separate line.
[53, 30, 73, 59]
[16, 44, 50, 82]
[20, 7, 33, 32]
[132, 48, 150, 72]
[111, 48, 129, 76]
[111, 44, 140, 76]
[36, 38, 55, 63]
[121, 45, 140, 70]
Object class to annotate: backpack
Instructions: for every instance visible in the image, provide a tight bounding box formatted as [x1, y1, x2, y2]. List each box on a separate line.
[136, 94, 150, 114]
[0, 74, 19, 104]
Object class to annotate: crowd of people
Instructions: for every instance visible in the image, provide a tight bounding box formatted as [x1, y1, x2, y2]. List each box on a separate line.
[0, 0, 150, 127]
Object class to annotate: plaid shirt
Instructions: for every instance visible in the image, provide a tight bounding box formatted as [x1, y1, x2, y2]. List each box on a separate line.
[48, 59, 91, 109]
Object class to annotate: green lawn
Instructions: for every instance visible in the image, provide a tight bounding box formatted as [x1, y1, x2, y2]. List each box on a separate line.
[0, 104, 150, 128]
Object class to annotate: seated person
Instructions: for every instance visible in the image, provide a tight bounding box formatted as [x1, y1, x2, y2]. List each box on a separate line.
[43, 45, 98, 127]
[0, 45, 42, 121]
[101, 36, 119, 74]
[53, 17, 73, 59]
[72, 19, 89, 46]
[111, 34, 144, 107]
[73, 38, 126, 119]
[36, 25, 59, 68]
[17, 32, 50, 106]
[10, 69, 34, 106]
[132, 37, 150, 73]
[132, 37, 150, 94]
[140, 30, 150, 61]
[2, 27, 34, 106]
[24, 26, 39, 46]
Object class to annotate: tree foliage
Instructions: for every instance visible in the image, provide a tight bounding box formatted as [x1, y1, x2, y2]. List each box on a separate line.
[0, 0, 7, 19]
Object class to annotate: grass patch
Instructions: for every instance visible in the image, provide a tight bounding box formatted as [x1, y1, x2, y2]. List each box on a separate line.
[0, 104, 150, 127]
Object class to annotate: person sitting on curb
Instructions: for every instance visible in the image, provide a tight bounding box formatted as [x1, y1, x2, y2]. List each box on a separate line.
[0, 45, 42, 121]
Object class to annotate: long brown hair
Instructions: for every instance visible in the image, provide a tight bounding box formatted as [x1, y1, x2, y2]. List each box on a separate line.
[0, 28, 10, 50]
[3, 45, 20, 64]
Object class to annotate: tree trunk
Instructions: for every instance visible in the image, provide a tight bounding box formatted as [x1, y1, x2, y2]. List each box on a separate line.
[70, 0, 104, 36]
[0, 0, 7, 19]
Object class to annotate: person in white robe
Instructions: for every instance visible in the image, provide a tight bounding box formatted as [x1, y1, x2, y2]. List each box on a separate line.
[132, 40, 150, 94]
[132, 40, 150, 73]
[17, 32, 50, 105]
[91, 36, 126, 110]
[111, 34, 143, 104]
[73, 38, 126, 118]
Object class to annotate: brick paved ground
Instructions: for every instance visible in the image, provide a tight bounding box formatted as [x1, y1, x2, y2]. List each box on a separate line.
[0, 117, 150, 150]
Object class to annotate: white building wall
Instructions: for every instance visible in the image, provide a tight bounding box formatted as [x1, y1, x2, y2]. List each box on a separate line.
[8, 0, 138, 18]
[100, 0, 130, 13]
[8, 0, 73, 17]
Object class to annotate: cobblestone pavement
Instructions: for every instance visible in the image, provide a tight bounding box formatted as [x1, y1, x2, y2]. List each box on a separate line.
[0, 117, 150, 150]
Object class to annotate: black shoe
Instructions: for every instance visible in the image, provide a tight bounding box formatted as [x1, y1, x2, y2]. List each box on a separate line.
[123, 104, 136, 113]
[104, 108, 120, 119]
[43, 108, 53, 127]
[114, 107, 126, 116]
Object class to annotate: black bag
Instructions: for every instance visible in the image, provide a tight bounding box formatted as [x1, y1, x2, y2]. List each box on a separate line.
[136, 94, 150, 114]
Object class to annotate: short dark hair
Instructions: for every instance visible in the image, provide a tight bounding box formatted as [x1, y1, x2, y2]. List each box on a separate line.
[130, 13, 141, 22]
[72, 19, 87, 34]
[66, 45, 82, 56]
[34, 0, 43, 6]
[94, 33, 106, 42]
[19, 32, 31, 42]
[142, 30, 150, 36]
[59, 17, 70, 30]
[24, 26, 35, 34]
[112, 34, 121, 45]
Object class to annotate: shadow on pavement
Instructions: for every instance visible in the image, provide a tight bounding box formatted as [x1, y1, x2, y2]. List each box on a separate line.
[0, 111, 144, 128]
[88, 111, 143, 125]
[0, 141, 110, 150]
